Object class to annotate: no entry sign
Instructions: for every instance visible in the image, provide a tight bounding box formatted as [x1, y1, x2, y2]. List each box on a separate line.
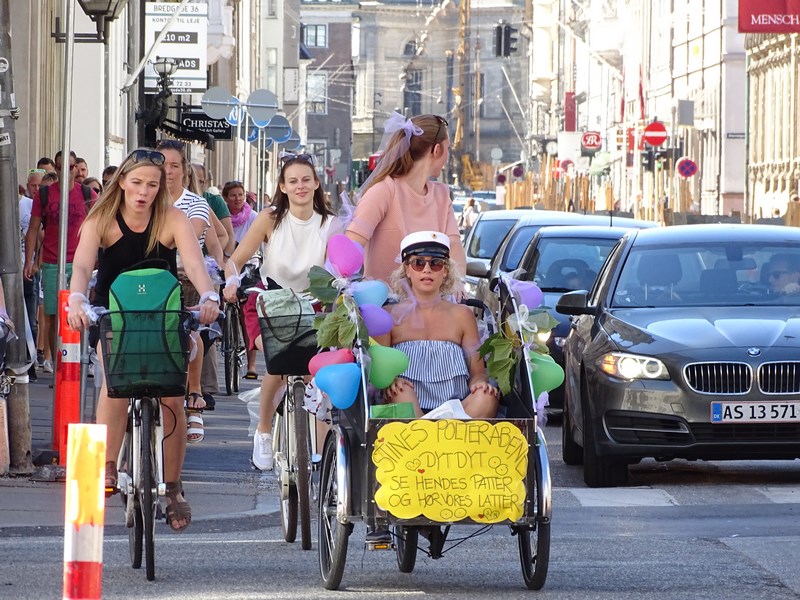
[643, 121, 668, 147]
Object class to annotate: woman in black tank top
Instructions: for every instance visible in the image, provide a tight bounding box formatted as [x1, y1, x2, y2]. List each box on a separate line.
[66, 148, 220, 533]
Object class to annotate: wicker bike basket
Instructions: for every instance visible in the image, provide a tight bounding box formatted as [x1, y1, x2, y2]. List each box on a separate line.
[98, 310, 192, 398]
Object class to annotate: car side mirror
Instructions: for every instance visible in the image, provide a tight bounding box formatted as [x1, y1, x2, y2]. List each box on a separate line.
[556, 290, 593, 315]
[466, 260, 490, 278]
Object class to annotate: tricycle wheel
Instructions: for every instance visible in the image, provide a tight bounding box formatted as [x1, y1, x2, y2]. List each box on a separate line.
[318, 433, 350, 590]
[394, 525, 418, 573]
[517, 520, 550, 590]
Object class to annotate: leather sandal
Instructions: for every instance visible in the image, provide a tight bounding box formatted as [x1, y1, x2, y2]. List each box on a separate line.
[104, 460, 118, 497]
[164, 482, 191, 533]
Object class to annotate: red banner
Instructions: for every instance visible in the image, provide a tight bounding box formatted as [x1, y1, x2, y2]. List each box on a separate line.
[739, 0, 800, 33]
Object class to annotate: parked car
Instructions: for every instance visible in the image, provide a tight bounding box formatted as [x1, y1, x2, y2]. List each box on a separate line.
[463, 209, 530, 296]
[556, 224, 800, 488]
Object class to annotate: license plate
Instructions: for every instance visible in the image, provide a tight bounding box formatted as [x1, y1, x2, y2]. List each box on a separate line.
[711, 401, 800, 423]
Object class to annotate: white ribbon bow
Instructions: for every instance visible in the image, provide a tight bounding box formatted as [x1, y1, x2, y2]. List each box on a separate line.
[384, 111, 424, 146]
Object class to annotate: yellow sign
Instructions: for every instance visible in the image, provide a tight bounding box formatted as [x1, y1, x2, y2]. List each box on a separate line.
[372, 420, 528, 523]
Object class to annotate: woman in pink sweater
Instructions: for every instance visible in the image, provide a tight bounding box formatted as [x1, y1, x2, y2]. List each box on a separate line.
[346, 112, 466, 285]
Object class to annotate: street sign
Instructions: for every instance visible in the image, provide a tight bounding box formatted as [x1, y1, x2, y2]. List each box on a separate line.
[676, 157, 698, 178]
[144, 2, 208, 94]
[264, 115, 292, 143]
[581, 131, 602, 151]
[283, 131, 302, 150]
[181, 111, 231, 140]
[201, 86, 236, 120]
[643, 121, 668, 147]
[247, 89, 279, 126]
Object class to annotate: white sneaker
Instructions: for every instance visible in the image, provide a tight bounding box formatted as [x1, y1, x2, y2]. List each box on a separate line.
[252, 432, 273, 471]
[42, 360, 53, 374]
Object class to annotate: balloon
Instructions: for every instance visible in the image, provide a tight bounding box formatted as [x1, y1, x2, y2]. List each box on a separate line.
[368, 343, 410, 389]
[315, 362, 362, 409]
[308, 348, 355, 376]
[529, 352, 565, 398]
[513, 280, 543, 310]
[327, 235, 364, 277]
[359, 304, 393, 337]
[351, 279, 389, 307]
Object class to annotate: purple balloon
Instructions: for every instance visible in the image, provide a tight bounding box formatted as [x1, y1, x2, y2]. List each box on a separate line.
[327, 234, 364, 277]
[511, 280, 543, 309]
[359, 303, 393, 336]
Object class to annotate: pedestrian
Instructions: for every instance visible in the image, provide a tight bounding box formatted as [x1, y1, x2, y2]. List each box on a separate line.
[458, 197, 479, 232]
[192, 163, 234, 258]
[83, 177, 103, 195]
[36, 156, 55, 174]
[67, 147, 220, 532]
[23, 150, 98, 385]
[19, 168, 44, 381]
[101, 165, 117, 188]
[75, 157, 89, 184]
[344, 111, 466, 284]
[222, 151, 337, 470]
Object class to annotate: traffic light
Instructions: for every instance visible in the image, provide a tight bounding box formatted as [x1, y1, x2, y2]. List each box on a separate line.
[494, 24, 503, 57]
[502, 24, 518, 56]
[615, 128, 625, 151]
[641, 150, 654, 172]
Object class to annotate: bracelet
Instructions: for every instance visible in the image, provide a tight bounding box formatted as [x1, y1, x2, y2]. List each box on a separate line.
[225, 274, 242, 287]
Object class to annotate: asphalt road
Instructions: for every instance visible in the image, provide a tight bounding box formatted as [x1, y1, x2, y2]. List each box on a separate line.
[3, 412, 800, 599]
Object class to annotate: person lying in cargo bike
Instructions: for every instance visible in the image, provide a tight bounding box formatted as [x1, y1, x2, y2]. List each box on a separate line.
[373, 230, 499, 418]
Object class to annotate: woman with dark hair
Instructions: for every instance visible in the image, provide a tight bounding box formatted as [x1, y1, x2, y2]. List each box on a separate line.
[345, 112, 466, 284]
[222, 151, 337, 470]
[83, 177, 103, 195]
[67, 148, 219, 532]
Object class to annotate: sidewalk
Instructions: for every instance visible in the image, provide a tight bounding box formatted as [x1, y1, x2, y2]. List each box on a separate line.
[0, 359, 279, 532]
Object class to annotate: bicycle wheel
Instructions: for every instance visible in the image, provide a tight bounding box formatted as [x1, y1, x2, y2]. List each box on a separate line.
[224, 303, 237, 396]
[394, 525, 418, 573]
[122, 420, 142, 569]
[140, 399, 157, 582]
[518, 441, 551, 590]
[318, 433, 350, 590]
[277, 400, 298, 543]
[293, 379, 312, 550]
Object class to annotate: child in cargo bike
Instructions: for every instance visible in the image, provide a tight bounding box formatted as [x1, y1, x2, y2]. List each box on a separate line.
[67, 148, 220, 532]
[374, 231, 499, 418]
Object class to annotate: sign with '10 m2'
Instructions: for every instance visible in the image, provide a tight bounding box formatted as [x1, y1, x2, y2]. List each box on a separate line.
[144, 2, 208, 94]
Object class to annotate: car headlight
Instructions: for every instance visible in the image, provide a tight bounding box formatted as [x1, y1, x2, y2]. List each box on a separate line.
[598, 352, 669, 380]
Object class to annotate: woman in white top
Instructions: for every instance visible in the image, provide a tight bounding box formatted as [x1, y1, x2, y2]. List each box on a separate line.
[223, 152, 336, 470]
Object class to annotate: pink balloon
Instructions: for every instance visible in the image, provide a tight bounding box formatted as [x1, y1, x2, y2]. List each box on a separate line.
[327, 235, 364, 277]
[308, 348, 355, 376]
[359, 303, 393, 337]
[514, 280, 543, 309]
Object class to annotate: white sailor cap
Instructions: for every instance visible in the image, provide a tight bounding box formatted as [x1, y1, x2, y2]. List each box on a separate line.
[400, 230, 451, 260]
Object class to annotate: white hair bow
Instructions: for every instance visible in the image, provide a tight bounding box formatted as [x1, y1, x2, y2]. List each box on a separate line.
[383, 111, 424, 146]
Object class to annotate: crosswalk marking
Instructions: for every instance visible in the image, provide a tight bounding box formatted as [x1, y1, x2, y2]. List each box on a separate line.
[567, 487, 678, 507]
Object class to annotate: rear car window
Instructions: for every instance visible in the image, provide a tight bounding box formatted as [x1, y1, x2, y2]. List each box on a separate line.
[466, 219, 516, 259]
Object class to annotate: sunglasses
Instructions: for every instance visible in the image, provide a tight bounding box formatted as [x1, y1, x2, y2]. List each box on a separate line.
[279, 151, 315, 166]
[28, 168, 46, 175]
[430, 115, 448, 154]
[89, 186, 102, 194]
[406, 257, 447, 272]
[156, 139, 185, 151]
[769, 270, 791, 279]
[128, 149, 166, 166]
[224, 180, 244, 187]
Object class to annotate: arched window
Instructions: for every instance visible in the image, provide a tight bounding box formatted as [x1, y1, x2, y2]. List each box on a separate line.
[403, 41, 417, 57]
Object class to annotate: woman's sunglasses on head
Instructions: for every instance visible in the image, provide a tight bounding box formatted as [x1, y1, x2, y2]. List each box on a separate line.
[430, 115, 448, 154]
[406, 257, 447, 272]
[128, 149, 166, 166]
[279, 151, 315, 166]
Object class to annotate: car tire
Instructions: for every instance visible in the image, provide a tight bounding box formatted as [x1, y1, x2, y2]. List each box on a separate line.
[561, 385, 583, 466]
[581, 379, 628, 488]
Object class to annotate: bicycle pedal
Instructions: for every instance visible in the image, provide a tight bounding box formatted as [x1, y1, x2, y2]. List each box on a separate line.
[366, 540, 393, 551]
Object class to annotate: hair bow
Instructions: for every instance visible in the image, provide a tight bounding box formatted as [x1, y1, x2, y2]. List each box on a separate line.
[383, 111, 424, 146]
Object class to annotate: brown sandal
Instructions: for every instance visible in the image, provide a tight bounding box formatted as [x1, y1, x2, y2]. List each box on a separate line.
[105, 461, 117, 497]
[164, 482, 192, 533]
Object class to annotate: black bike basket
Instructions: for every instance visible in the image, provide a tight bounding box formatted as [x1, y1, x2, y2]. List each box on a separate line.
[258, 311, 317, 375]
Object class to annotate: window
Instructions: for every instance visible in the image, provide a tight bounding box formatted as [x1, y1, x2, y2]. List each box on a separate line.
[266, 0, 277, 17]
[307, 73, 327, 114]
[304, 24, 327, 48]
[404, 41, 417, 56]
[403, 69, 422, 116]
[265, 48, 277, 93]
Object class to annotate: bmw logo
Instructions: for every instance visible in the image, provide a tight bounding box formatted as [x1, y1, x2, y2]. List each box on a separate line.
[746, 347, 762, 357]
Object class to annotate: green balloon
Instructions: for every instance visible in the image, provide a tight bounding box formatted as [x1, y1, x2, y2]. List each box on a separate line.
[368, 344, 410, 389]
[529, 351, 565, 398]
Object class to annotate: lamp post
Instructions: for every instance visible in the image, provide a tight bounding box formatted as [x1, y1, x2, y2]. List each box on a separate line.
[138, 56, 177, 147]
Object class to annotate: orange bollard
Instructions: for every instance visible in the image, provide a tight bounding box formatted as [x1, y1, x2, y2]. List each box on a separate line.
[63, 423, 106, 600]
[54, 289, 82, 464]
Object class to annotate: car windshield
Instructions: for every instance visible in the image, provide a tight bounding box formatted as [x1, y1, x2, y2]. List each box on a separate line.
[611, 242, 800, 308]
[500, 226, 539, 271]
[528, 237, 619, 291]
[466, 218, 516, 259]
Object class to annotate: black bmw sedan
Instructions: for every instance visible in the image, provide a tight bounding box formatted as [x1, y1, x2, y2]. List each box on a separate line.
[556, 224, 800, 487]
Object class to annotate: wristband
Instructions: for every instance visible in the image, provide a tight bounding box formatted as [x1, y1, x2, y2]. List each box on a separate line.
[199, 290, 220, 304]
[226, 274, 242, 287]
[69, 292, 89, 304]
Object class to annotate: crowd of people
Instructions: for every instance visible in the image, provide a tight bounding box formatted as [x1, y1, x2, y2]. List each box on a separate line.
[14, 111, 500, 532]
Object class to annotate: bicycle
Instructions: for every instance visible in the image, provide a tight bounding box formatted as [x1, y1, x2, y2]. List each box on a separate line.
[0, 316, 14, 411]
[258, 297, 319, 550]
[222, 259, 260, 396]
[97, 308, 210, 581]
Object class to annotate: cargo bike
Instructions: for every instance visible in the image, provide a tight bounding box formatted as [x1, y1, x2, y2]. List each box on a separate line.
[316, 277, 553, 591]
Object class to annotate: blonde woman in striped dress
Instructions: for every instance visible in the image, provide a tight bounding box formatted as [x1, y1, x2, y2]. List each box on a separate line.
[375, 231, 499, 418]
